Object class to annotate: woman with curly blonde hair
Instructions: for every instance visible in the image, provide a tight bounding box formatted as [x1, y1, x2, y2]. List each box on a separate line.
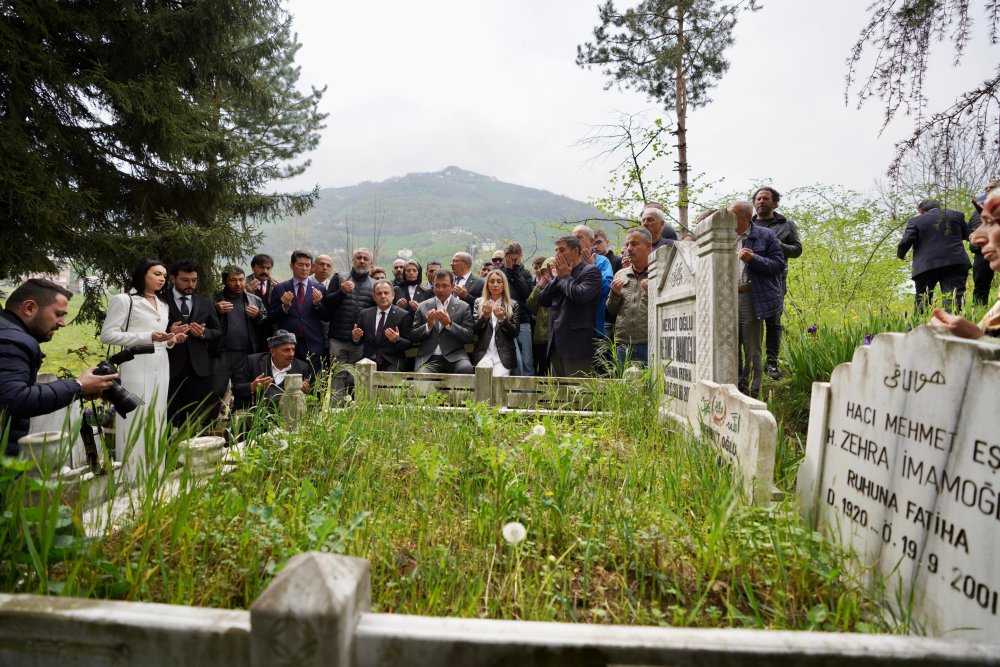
[471, 269, 519, 375]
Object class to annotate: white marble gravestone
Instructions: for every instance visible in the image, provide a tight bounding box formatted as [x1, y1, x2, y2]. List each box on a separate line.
[647, 210, 739, 422]
[688, 381, 778, 504]
[798, 326, 1000, 640]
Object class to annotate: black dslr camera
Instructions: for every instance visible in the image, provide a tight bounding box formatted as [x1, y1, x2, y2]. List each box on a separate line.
[93, 345, 155, 417]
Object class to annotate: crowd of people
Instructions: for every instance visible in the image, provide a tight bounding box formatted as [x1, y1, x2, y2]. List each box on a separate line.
[6, 183, 1000, 480]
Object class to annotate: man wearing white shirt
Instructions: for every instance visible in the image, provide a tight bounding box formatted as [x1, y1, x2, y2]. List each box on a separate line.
[450, 251, 484, 309]
[410, 270, 475, 373]
[312, 254, 334, 290]
[352, 280, 413, 371]
[231, 330, 313, 410]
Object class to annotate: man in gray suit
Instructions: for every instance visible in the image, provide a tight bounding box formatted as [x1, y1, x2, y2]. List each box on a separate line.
[410, 269, 475, 374]
[897, 198, 971, 311]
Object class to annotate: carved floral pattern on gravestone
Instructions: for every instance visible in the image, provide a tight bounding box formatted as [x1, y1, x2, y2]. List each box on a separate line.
[798, 326, 1000, 640]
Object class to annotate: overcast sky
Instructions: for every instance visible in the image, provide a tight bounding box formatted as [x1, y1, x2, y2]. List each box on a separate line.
[279, 0, 996, 204]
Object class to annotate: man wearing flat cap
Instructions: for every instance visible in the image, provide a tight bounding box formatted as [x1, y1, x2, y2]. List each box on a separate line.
[231, 329, 314, 410]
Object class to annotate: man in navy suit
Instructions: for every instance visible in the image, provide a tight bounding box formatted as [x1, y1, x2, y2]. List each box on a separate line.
[897, 198, 971, 311]
[410, 270, 475, 373]
[539, 236, 603, 377]
[267, 250, 328, 372]
[351, 280, 413, 372]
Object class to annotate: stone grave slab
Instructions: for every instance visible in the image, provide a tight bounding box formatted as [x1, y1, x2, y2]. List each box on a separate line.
[688, 380, 778, 504]
[647, 210, 738, 423]
[797, 325, 1000, 640]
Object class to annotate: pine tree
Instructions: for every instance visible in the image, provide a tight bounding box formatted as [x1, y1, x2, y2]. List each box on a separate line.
[577, 0, 758, 231]
[0, 0, 326, 320]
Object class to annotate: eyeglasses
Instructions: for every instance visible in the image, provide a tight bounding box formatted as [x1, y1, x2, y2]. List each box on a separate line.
[492, 258, 503, 263]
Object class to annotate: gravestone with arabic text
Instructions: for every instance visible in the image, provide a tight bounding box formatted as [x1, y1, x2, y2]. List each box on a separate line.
[798, 325, 1000, 640]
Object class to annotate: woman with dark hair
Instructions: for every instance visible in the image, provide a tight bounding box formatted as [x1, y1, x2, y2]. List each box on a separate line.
[471, 269, 519, 376]
[394, 259, 431, 311]
[100, 259, 185, 480]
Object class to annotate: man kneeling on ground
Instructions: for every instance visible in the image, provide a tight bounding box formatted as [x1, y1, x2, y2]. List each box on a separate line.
[231, 330, 313, 410]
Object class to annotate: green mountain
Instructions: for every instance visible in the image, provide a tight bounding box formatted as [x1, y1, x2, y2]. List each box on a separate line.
[261, 166, 605, 268]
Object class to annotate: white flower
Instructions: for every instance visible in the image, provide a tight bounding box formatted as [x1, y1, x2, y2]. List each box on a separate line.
[502, 521, 527, 545]
[531, 424, 546, 437]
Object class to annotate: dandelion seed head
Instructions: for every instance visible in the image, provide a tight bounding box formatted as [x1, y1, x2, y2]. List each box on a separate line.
[502, 521, 527, 545]
[531, 424, 546, 437]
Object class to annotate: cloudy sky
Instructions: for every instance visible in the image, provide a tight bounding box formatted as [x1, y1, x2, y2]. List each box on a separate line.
[279, 0, 996, 204]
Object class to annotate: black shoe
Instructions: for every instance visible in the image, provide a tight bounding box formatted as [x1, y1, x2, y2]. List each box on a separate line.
[766, 360, 782, 380]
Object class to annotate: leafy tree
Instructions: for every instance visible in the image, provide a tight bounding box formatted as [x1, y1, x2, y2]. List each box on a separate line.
[576, 0, 759, 231]
[0, 0, 326, 320]
[846, 0, 999, 179]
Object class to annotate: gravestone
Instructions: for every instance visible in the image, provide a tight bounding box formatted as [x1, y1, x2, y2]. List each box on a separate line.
[688, 381, 778, 504]
[797, 326, 1000, 640]
[647, 210, 738, 422]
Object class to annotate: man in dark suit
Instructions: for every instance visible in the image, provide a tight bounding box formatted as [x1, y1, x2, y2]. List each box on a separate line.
[410, 269, 475, 373]
[897, 198, 971, 311]
[244, 253, 278, 351]
[538, 235, 603, 377]
[267, 250, 328, 372]
[351, 280, 413, 372]
[231, 330, 314, 410]
[450, 251, 484, 309]
[166, 259, 223, 428]
[212, 265, 268, 400]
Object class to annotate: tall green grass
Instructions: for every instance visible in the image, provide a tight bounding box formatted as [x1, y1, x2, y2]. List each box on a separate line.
[1, 379, 895, 633]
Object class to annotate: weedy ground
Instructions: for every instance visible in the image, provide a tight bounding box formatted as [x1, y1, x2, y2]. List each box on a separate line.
[2, 371, 894, 633]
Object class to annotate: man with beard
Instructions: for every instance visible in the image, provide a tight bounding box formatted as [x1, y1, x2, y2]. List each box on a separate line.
[323, 248, 376, 368]
[0, 279, 118, 456]
[166, 259, 222, 428]
[212, 265, 268, 400]
[751, 187, 802, 380]
[244, 253, 278, 350]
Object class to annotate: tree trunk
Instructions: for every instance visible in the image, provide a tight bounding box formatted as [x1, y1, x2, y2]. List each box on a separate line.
[674, 6, 689, 233]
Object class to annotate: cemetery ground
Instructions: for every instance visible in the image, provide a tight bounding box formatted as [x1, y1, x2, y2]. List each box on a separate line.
[5, 293, 994, 634]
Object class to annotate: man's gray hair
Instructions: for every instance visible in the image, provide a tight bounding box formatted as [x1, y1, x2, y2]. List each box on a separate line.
[571, 224, 594, 239]
[372, 278, 393, 292]
[728, 201, 754, 223]
[626, 227, 653, 244]
[353, 247, 373, 259]
[453, 251, 472, 265]
[641, 206, 667, 224]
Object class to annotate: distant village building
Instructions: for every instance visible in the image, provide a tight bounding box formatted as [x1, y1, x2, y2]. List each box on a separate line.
[21, 263, 76, 292]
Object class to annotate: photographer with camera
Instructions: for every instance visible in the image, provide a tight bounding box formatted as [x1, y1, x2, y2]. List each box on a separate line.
[0, 279, 119, 456]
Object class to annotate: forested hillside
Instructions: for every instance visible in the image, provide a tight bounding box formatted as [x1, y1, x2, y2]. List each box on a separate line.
[261, 167, 607, 266]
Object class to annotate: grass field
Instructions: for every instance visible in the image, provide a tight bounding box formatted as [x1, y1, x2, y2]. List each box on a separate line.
[38, 296, 105, 377]
[0, 375, 894, 634]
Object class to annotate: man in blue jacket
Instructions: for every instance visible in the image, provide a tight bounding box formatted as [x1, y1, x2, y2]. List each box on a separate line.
[0, 279, 117, 456]
[729, 202, 786, 399]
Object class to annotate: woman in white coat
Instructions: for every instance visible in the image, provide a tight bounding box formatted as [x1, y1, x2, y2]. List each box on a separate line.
[100, 259, 185, 480]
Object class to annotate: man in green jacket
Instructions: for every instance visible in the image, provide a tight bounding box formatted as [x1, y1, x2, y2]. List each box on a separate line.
[607, 227, 652, 366]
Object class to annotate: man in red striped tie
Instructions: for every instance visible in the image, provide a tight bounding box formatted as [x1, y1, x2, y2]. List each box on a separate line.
[266, 250, 328, 373]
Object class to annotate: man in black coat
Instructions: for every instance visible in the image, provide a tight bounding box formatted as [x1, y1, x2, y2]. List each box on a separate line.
[969, 179, 1000, 305]
[538, 235, 603, 377]
[212, 265, 268, 400]
[897, 198, 971, 311]
[411, 270, 476, 374]
[0, 280, 117, 456]
[166, 259, 223, 429]
[752, 186, 802, 380]
[231, 330, 314, 410]
[500, 242, 535, 376]
[351, 280, 413, 372]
